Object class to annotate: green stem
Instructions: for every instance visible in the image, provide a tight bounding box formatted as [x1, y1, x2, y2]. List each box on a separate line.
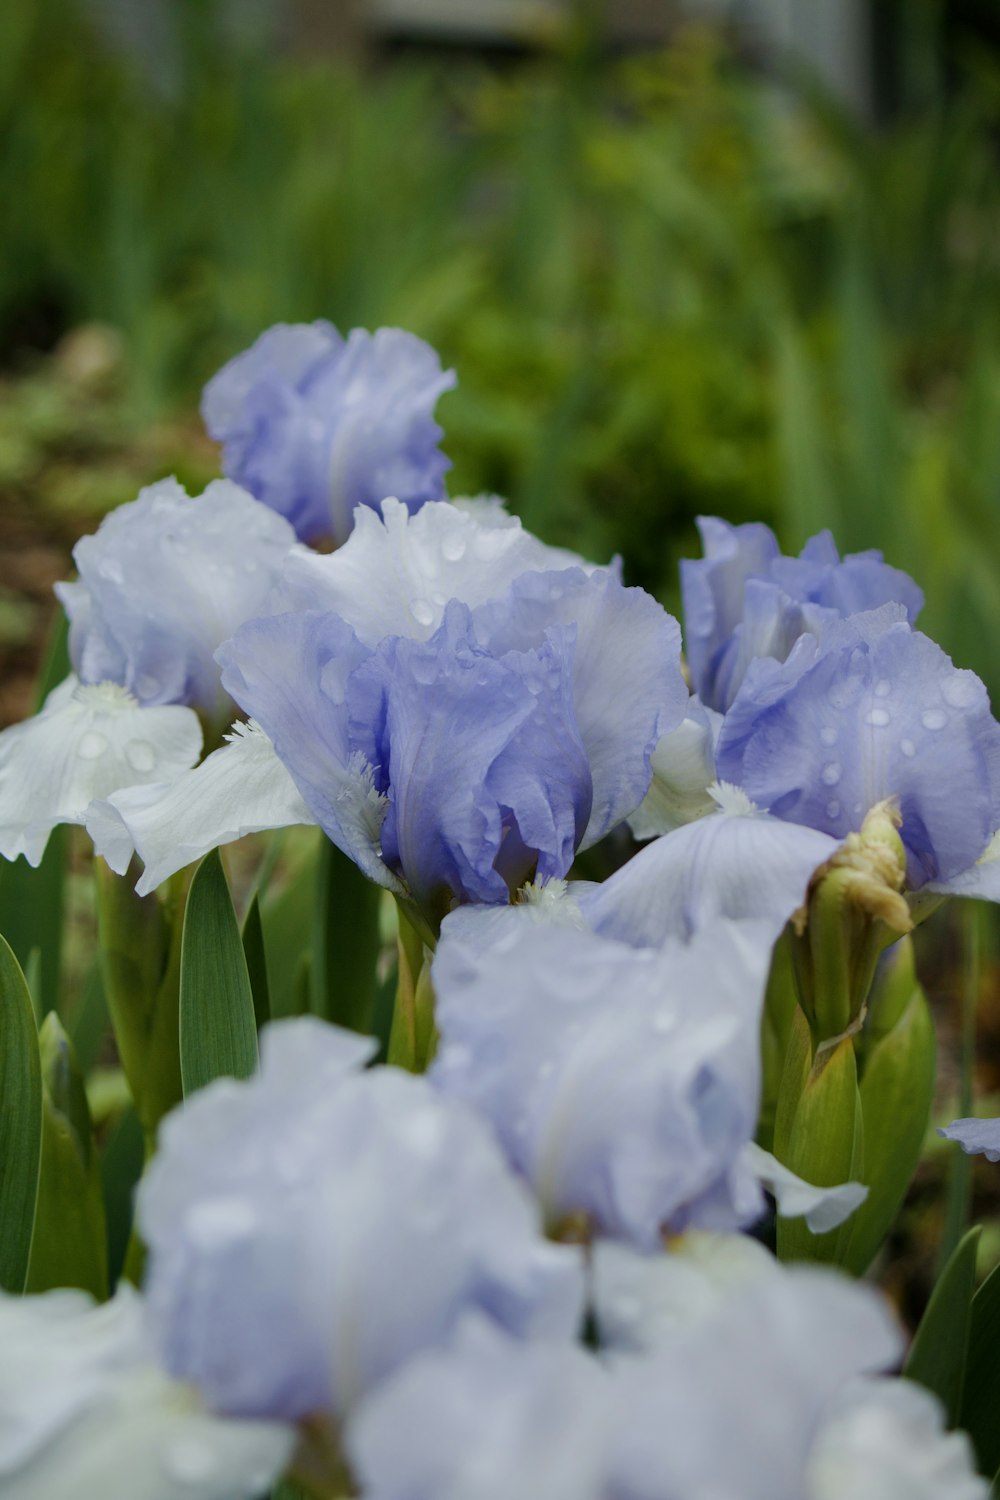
[940, 902, 980, 1269]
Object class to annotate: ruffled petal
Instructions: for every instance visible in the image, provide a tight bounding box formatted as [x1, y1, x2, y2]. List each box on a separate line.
[473, 568, 687, 847]
[203, 324, 455, 543]
[55, 477, 296, 719]
[87, 720, 316, 895]
[0, 680, 203, 866]
[717, 608, 1000, 888]
[281, 496, 592, 646]
[217, 612, 400, 892]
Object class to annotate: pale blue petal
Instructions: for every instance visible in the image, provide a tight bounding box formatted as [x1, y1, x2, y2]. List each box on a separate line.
[55, 478, 296, 720]
[680, 517, 779, 707]
[280, 497, 596, 648]
[431, 920, 772, 1245]
[140, 1021, 584, 1420]
[203, 323, 455, 543]
[473, 567, 687, 846]
[807, 1378, 987, 1500]
[939, 1116, 1000, 1161]
[217, 611, 399, 892]
[717, 608, 1000, 887]
[345, 1318, 612, 1500]
[582, 794, 837, 947]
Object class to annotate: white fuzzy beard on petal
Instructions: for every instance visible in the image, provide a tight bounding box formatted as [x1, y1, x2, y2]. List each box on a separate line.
[0, 677, 202, 866]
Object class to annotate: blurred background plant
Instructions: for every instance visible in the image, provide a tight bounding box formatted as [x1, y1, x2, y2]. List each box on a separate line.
[6, 0, 1000, 710]
[6, 0, 1000, 1310]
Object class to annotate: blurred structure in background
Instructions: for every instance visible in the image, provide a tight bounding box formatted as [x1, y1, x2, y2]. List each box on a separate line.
[4, 0, 1000, 729]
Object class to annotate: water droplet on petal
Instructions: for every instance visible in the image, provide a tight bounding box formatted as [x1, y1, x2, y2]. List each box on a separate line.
[820, 727, 837, 747]
[125, 740, 156, 773]
[441, 533, 466, 562]
[410, 599, 435, 628]
[826, 800, 841, 819]
[874, 679, 892, 698]
[942, 672, 979, 709]
[921, 708, 947, 731]
[900, 738, 916, 758]
[98, 558, 124, 585]
[136, 673, 160, 699]
[77, 731, 108, 760]
[821, 762, 841, 786]
[865, 708, 890, 728]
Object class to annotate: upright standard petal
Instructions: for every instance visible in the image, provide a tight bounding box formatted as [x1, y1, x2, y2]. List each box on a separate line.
[716, 607, 1000, 888]
[0, 1287, 294, 1500]
[86, 720, 316, 895]
[0, 680, 202, 866]
[582, 784, 837, 948]
[472, 567, 687, 848]
[139, 1020, 584, 1422]
[217, 610, 399, 892]
[202, 323, 456, 543]
[680, 516, 779, 708]
[54, 477, 297, 719]
[681, 516, 923, 712]
[280, 496, 593, 647]
[431, 920, 772, 1246]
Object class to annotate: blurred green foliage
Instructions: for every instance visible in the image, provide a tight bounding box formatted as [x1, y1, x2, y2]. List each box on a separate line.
[5, 0, 1000, 691]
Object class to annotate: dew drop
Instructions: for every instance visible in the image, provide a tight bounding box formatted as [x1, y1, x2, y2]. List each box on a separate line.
[874, 679, 892, 698]
[651, 1010, 674, 1035]
[942, 672, 979, 709]
[77, 731, 108, 760]
[98, 558, 124, 585]
[441, 533, 466, 562]
[163, 1437, 218, 1486]
[900, 738, 916, 758]
[125, 740, 156, 773]
[136, 673, 160, 698]
[865, 707, 891, 728]
[410, 599, 435, 628]
[820, 727, 837, 747]
[821, 762, 841, 786]
[921, 708, 947, 731]
[826, 800, 841, 819]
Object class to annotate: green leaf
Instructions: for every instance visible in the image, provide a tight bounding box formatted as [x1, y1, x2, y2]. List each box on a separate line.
[311, 837, 381, 1034]
[261, 835, 318, 1022]
[180, 850, 258, 1095]
[845, 953, 936, 1274]
[26, 1014, 107, 1298]
[100, 1105, 145, 1290]
[0, 615, 72, 1021]
[95, 859, 183, 1139]
[776, 1036, 864, 1266]
[960, 1258, 1000, 1477]
[905, 1225, 980, 1426]
[242, 893, 271, 1031]
[0, 933, 43, 1291]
